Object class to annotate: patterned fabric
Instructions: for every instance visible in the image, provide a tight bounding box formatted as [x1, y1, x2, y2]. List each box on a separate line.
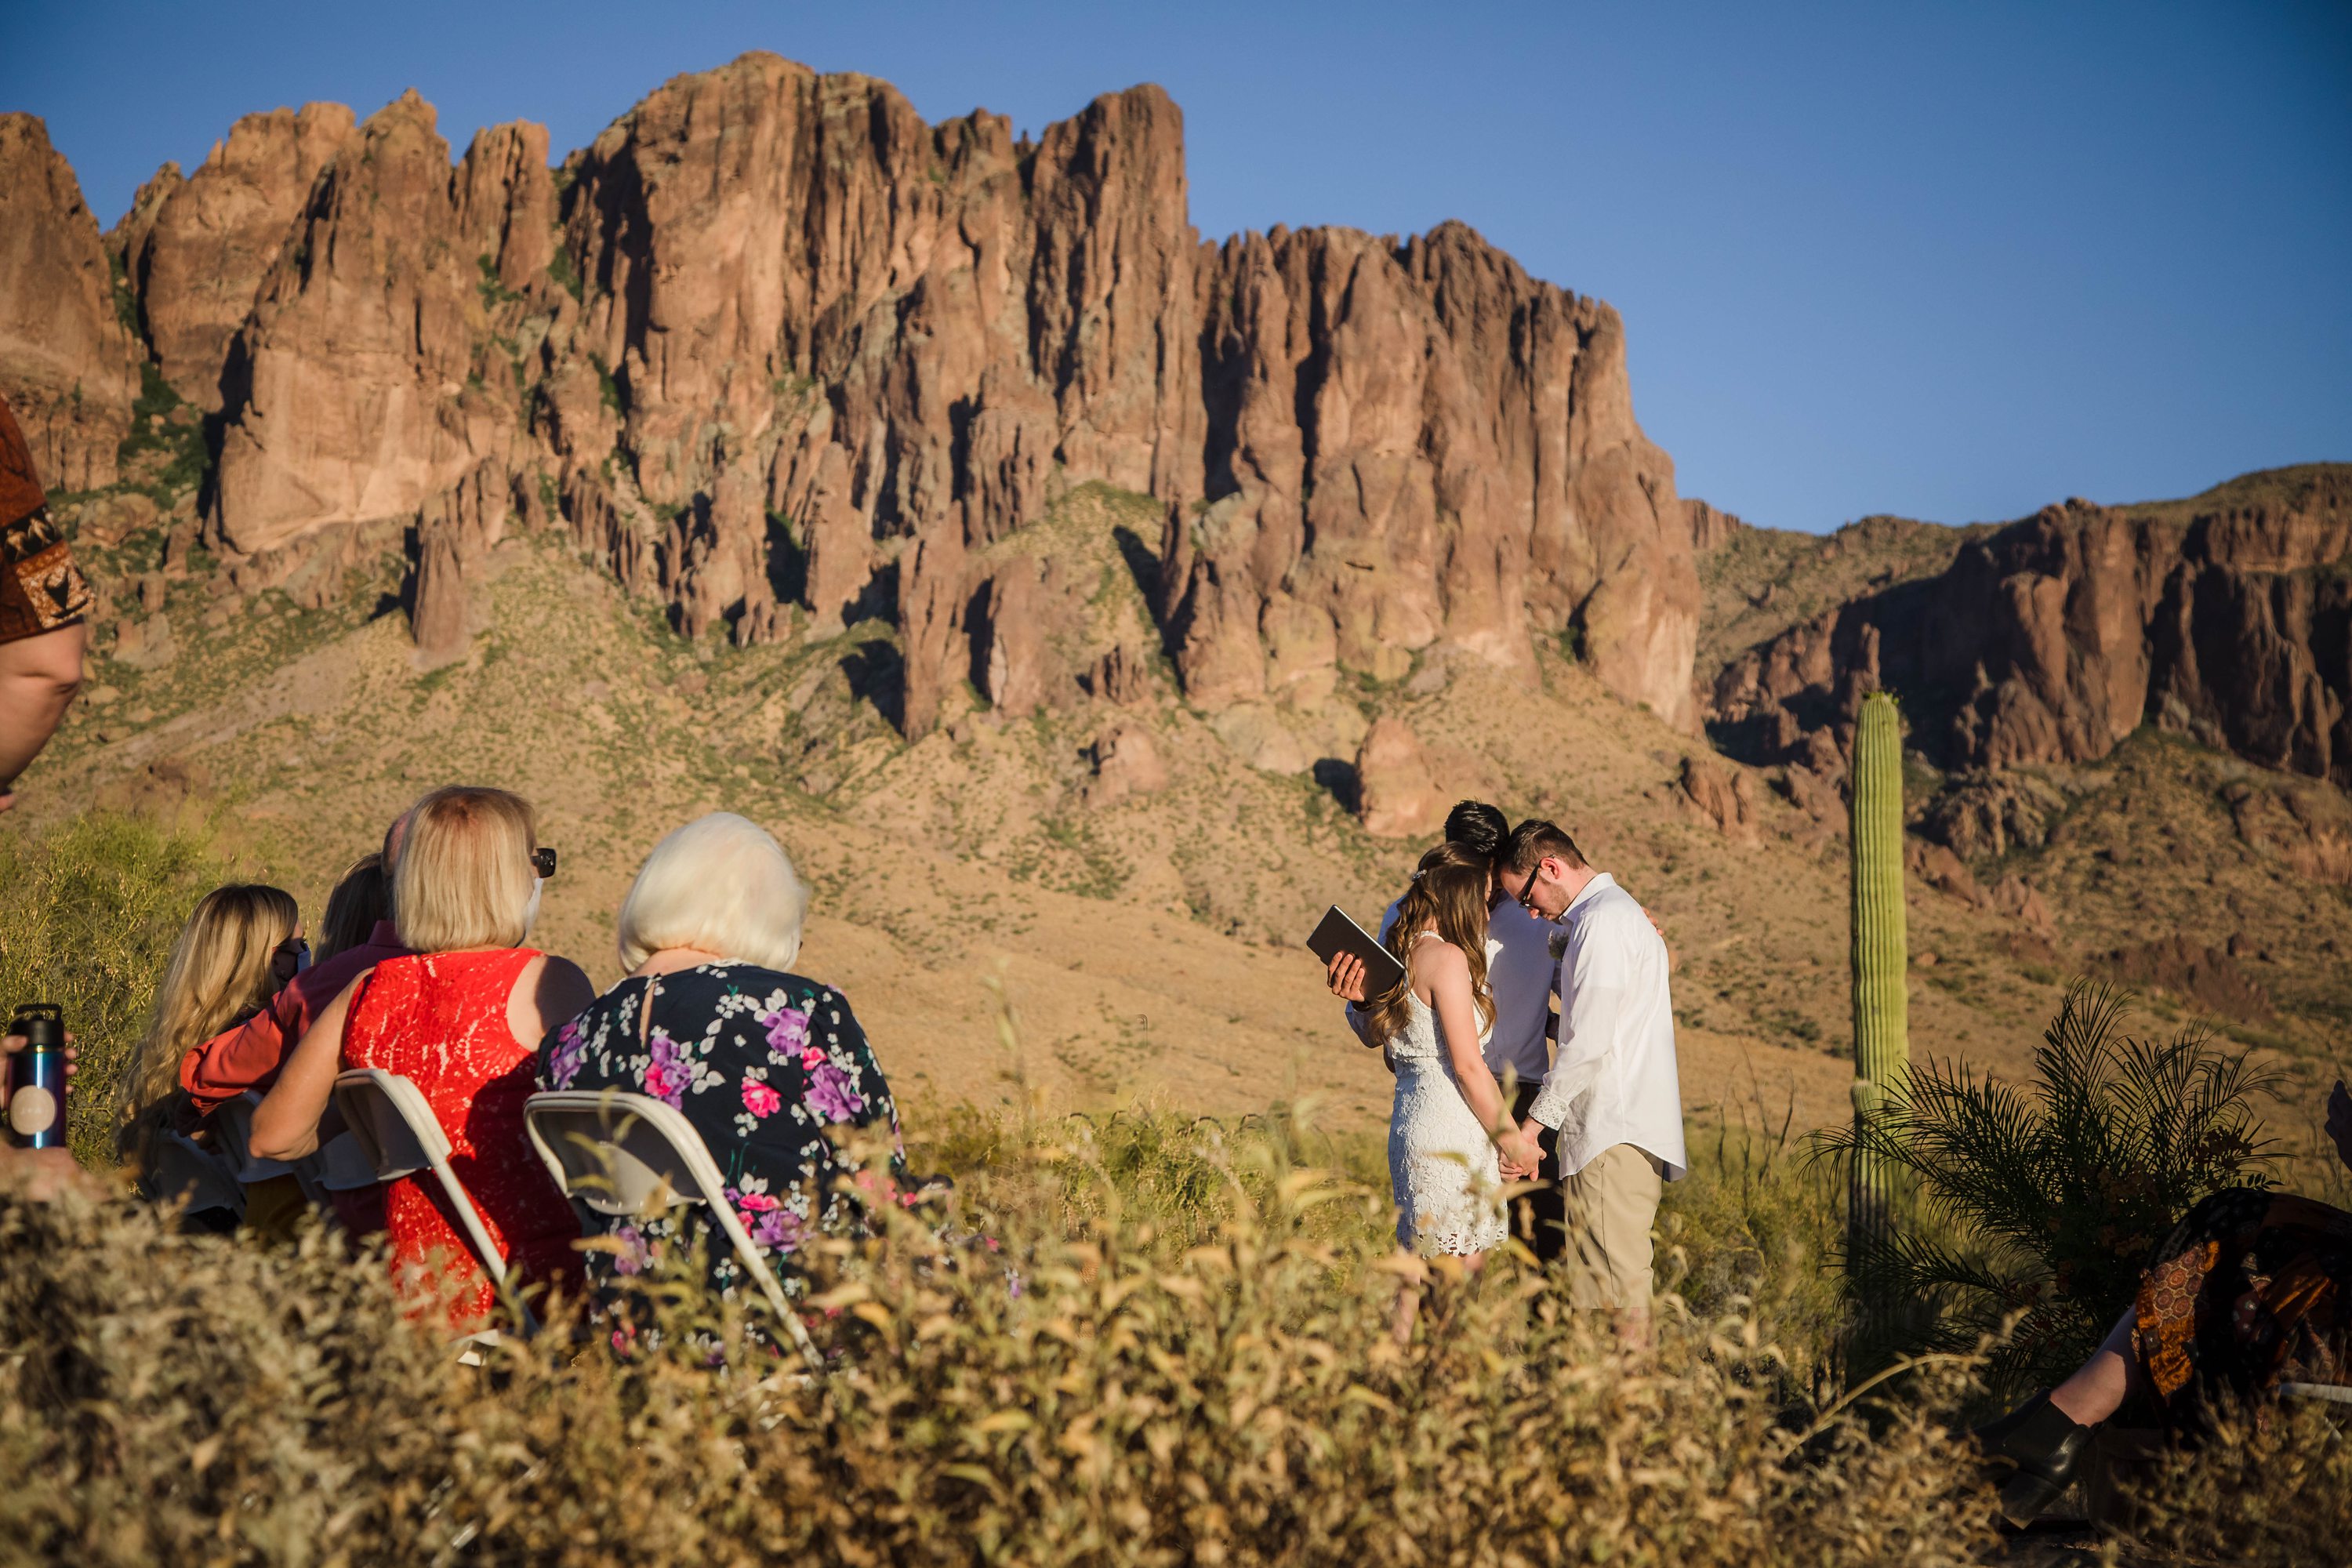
[0, 395, 88, 647]
[536, 964, 903, 1316]
[343, 949, 583, 1327]
[2133, 1186, 2352, 1428]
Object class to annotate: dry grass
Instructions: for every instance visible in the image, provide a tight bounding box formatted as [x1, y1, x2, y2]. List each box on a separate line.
[0, 1109, 2009, 1568]
[0, 809, 250, 1167]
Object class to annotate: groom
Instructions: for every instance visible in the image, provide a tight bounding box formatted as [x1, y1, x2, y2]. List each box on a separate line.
[1325, 799, 1568, 1261]
[1496, 819, 1686, 1339]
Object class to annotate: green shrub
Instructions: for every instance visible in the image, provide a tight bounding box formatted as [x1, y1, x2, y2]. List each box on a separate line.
[1663, 1106, 1847, 1387]
[1815, 981, 2281, 1398]
[0, 811, 237, 1166]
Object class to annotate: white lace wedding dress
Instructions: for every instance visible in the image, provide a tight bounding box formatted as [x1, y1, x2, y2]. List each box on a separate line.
[1386, 938, 1508, 1256]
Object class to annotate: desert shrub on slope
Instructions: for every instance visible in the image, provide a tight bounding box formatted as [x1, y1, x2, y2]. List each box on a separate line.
[0, 810, 237, 1166]
[0, 1116, 2002, 1568]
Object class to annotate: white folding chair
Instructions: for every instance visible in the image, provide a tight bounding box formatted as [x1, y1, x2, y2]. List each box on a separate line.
[148, 1129, 245, 1229]
[332, 1068, 539, 1338]
[523, 1089, 825, 1374]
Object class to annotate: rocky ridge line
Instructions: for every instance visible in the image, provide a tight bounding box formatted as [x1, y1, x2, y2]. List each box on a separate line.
[0, 53, 1700, 741]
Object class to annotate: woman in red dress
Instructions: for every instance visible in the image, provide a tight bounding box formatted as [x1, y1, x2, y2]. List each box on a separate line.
[254, 786, 594, 1327]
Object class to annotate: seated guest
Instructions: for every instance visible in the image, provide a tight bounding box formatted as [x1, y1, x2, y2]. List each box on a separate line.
[538, 812, 905, 1313]
[115, 885, 303, 1196]
[314, 851, 392, 963]
[252, 786, 592, 1327]
[181, 837, 408, 1116]
[1978, 1076, 2352, 1523]
[183, 837, 411, 1236]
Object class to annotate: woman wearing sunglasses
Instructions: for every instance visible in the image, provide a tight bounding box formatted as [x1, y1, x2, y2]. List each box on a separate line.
[253, 785, 593, 1328]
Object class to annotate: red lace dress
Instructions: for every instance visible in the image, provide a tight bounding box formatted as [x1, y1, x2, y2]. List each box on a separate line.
[341, 949, 581, 1327]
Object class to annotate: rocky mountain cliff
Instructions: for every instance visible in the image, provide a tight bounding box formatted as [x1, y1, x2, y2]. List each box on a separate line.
[0, 52, 1702, 738]
[1705, 463, 2352, 849]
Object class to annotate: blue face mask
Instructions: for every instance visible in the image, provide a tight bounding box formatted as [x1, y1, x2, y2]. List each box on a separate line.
[521, 875, 545, 938]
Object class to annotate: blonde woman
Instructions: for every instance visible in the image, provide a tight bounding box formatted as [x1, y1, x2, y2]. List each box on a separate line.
[253, 786, 593, 1327]
[537, 813, 904, 1319]
[1359, 842, 1542, 1340]
[116, 884, 302, 1184]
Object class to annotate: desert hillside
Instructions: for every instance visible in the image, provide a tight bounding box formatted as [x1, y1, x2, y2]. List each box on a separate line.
[2, 53, 2347, 1137]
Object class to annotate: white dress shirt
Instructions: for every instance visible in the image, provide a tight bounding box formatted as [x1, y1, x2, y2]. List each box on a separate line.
[1526, 872, 1687, 1181]
[1347, 898, 1555, 1086]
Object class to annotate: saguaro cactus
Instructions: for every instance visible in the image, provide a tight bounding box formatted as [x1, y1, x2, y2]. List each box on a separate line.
[1847, 690, 1909, 1253]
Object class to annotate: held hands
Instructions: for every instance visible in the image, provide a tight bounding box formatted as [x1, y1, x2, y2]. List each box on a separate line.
[1325, 952, 1370, 1005]
[1496, 1123, 1544, 1181]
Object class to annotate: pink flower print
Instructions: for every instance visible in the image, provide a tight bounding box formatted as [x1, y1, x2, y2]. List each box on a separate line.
[643, 1028, 690, 1108]
[741, 1078, 782, 1119]
[729, 1187, 781, 1214]
[805, 1061, 866, 1123]
[544, 1018, 587, 1090]
[612, 1225, 652, 1277]
[760, 1005, 811, 1062]
[800, 1045, 826, 1071]
[752, 1208, 804, 1254]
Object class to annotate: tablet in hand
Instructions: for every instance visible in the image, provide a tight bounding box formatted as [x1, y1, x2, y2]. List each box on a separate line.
[1305, 906, 1406, 997]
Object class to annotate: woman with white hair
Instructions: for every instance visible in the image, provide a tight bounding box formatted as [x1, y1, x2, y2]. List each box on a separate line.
[536, 812, 903, 1313]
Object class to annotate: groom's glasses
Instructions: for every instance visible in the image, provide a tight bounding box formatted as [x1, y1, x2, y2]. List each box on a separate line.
[1512, 862, 1548, 913]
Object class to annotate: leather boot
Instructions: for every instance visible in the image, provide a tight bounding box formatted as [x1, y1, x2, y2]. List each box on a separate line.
[1973, 1389, 2097, 1526]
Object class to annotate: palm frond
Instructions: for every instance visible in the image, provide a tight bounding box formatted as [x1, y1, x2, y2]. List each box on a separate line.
[1813, 980, 2279, 1396]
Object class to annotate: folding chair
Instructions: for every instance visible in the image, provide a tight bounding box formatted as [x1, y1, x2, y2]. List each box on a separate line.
[523, 1089, 825, 1374]
[332, 1068, 539, 1338]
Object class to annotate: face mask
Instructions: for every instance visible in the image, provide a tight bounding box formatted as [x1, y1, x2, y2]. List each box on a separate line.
[521, 876, 545, 938]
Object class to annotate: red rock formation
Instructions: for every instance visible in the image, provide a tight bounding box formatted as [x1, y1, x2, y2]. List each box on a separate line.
[1679, 752, 1759, 844]
[1085, 720, 1168, 806]
[0, 114, 140, 491]
[1682, 497, 1746, 554]
[120, 103, 358, 408]
[1165, 223, 1697, 728]
[1711, 468, 2352, 788]
[1354, 716, 1447, 839]
[208, 93, 545, 569]
[24, 54, 1702, 724]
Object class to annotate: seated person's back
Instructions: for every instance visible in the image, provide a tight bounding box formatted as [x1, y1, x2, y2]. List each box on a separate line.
[250, 785, 591, 1327]
[539, 812, 904, 1310]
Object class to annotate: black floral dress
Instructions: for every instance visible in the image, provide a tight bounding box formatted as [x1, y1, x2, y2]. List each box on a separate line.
[535, 964, 903, 1312]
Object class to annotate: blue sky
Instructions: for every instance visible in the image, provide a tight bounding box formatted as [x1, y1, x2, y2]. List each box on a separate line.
[9, 2, 2347, 533]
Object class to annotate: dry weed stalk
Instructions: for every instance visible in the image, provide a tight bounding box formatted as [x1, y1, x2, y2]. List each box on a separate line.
[0, 1114, 2008, 1568]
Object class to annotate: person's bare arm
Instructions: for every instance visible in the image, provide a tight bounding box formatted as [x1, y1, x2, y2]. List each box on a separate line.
[1423, 943, 1540, 1176]
[250, 973, 367, 1160]
[0, 622, 85, 810]
[511, 954, 597, 1050]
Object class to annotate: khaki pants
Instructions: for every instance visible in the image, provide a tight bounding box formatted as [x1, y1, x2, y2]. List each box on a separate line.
[1559, 1143, 1664, 1311]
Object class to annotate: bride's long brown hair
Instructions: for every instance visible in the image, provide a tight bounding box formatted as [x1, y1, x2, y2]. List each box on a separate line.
[1360, 840, 1497, 1049]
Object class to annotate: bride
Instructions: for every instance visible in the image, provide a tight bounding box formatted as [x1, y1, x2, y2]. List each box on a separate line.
[1359, 841, 1544, 1341]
